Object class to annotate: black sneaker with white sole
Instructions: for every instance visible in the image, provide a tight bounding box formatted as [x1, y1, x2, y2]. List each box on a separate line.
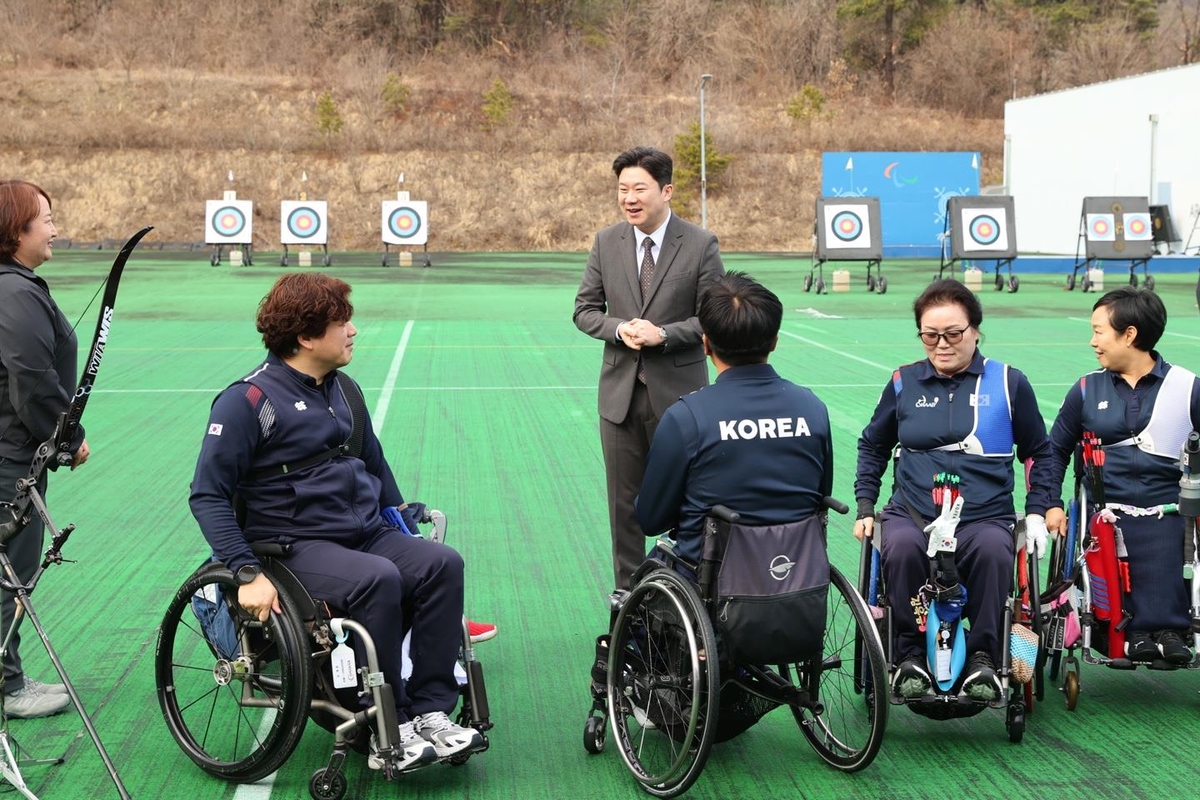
[961, 651, 1002, 701]
[1156, 630, 1192, 666]
[891, 657, 932, 698]
[1125, 630, 1158, 661]
[413, 711, 485, 759]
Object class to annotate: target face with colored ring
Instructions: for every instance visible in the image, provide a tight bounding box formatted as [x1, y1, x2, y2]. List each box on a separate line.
[968, 215, 999, 245]
[381, 200, 429, 245]
[280, 200, 329, 245]
[389, 208, 421, 238]
[822, 203, 872, 249]
[1123, 211, 1152, 241]
[959, 207, 1010, 253]
[831, 211, 863, 241]
[1086, 213, 1116, 242]
[205, 199, 254, 244]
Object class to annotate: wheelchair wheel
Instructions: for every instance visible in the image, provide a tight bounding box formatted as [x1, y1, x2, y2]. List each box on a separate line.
[309, 767, 347, 800]
[607, 569, 719, 799]
[1063, 669, 1080, 711]
[782, 565, 887, 772]
[583, 714, 606, 754]
[155, 562, 313, 782]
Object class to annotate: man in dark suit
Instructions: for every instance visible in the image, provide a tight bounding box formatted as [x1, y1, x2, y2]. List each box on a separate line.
[573, 146, 724, 590]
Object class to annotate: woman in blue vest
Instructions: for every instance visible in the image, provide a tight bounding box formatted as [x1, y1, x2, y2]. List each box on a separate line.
[854, 279, 1055, 701]
[1044, 286, 1200, 665]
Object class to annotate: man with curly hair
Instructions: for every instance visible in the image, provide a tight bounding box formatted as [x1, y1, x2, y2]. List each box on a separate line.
[189, 272, 484, 771]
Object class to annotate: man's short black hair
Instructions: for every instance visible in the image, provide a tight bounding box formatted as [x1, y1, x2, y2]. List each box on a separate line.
[612, 146, 673, 189]
[1093, 285, 1166, 352]
[699, 271, 782, 366]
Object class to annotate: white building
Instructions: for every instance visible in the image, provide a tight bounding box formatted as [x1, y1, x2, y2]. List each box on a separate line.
[1004, 64, 1200, 255]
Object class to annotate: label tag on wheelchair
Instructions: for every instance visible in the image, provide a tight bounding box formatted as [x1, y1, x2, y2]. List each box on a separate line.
[936, 628, 953, 681]
[331, 639, 357, 689]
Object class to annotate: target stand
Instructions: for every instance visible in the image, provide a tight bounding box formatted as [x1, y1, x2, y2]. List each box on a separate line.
[1069, 197, 1155, 292]
[382, 195, 431, 267]
[280, 200, 331, 267]
[1183, 206, 1200, 256]
[205, 195, 254, 267]
[937, 196, 1019, 292]
[807, 197, 885, 294]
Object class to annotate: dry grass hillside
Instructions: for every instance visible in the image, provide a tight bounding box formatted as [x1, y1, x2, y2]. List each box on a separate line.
[16, 0, 1188, 251]
[0, 63, 1001, 252]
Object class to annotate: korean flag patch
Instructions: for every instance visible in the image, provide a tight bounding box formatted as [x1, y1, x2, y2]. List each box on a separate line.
[208, 423, 224, 436]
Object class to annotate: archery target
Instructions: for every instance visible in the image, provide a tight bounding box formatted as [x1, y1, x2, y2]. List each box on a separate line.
[814, 197, 881, 261]
[280, 200, 328, 245]
[946, 196, 1016, 260]
[960, 211, 1007, 253]
[1086, 214, 1116, 242]
[382, 200, 428, 246]
[823, 204, 872, 250]
[205, 199, 253, 245]
[1123, 211, 1152, 242]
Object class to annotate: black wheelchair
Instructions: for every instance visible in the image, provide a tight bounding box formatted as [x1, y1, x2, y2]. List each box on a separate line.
[154, 508, 491, 800]
[583, 500, 889, 798]
[858, 515, 1043, 742]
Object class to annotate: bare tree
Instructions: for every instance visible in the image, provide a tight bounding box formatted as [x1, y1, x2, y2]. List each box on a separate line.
[1054, 14, 1155, 88]
[1157, 0, 1200, 64]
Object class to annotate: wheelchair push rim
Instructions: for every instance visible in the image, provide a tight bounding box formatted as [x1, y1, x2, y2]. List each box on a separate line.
[155, 563, 314, 782]
[606, 569, 720, 798]
[783, 565, 888, 772]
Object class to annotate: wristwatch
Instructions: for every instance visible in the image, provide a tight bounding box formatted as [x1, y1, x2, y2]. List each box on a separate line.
[235, 564, 263, 585]
[658, 326, 668, 346]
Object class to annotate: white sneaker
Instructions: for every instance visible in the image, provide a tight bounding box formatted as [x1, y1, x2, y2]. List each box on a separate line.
[24, 678, 67, 695]
[5, 684, 70, 719]
[412, 711, 484, 759]
[367, 722, 437, 772]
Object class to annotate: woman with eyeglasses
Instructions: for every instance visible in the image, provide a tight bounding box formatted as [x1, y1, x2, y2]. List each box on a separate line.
[1042, 287, 1200, 666]
[853, 279, 1056, 702]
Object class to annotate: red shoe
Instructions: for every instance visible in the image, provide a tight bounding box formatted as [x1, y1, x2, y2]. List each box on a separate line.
[467, 620, 497, 643]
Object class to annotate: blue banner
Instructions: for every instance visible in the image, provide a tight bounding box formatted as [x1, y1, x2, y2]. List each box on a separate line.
[821, 152, 981, 258]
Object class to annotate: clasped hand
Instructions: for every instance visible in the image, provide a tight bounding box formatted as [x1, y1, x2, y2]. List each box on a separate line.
[618, 319, 664, 350]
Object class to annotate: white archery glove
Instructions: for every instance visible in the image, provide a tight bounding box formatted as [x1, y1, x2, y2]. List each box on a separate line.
[1025, 513, 1049, 559]
[924, 491, 964, 558]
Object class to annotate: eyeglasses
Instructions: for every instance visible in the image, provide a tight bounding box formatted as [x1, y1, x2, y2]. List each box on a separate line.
[917, 328, 968, 346]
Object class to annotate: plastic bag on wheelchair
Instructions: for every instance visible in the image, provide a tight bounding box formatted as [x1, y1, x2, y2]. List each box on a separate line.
[190, 579, 241, 660]
[710, 517, 829, 665]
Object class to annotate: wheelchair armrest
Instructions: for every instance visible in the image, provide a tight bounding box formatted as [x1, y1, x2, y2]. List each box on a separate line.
[652, 539, 700, 575]
[250, 542, 292, 557]
[709, 505, 740, 524]
[822, 496, 849, 515]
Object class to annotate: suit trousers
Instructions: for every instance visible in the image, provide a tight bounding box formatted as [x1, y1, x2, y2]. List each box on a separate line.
[279, 527, 464, 721]
[880, 503, 1014, 665]
[0, 456, 45, 695]
[600, 381, 659, 590]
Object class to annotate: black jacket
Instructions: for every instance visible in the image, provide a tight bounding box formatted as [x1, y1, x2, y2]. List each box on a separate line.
[0, 260, 80, 462]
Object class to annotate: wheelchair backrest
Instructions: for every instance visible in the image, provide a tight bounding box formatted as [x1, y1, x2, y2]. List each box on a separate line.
[703, 514, 830, 665]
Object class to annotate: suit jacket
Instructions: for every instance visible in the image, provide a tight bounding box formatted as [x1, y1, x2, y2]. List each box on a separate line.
[573, 212, 724, 424]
